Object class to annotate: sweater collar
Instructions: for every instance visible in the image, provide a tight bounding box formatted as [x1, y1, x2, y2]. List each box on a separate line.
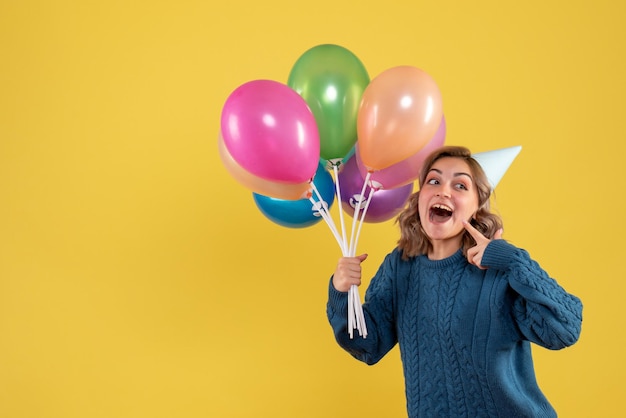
[418, 249, 466, 269]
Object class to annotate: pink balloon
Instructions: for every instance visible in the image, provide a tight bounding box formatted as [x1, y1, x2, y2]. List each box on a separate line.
[218, 133, 312, 200]
[356, 116, 446, 189]
[220, 79, 321, 183]
[338, 155, 413, 223]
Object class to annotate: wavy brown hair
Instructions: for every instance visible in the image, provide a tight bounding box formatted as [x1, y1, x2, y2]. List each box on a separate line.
[396, 145, 503, 259]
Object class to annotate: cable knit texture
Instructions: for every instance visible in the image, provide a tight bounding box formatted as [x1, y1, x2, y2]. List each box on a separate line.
[327, 240, 583, 418]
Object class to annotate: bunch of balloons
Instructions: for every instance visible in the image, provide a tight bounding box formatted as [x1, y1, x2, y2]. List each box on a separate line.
[219, 44, 445, 338]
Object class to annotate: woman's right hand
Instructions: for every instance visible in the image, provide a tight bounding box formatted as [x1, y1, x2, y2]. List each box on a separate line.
[332, 254, 368, 292]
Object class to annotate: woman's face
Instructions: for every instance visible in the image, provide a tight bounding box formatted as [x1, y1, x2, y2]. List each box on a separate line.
[418, 157, 480, 250]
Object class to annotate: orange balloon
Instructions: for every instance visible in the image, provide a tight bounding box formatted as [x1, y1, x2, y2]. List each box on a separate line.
[357, 66, 443, 171]
[218, 134, 312, 200]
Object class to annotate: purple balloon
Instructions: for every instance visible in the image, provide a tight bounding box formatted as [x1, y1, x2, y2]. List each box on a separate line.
[338, 155, 413, 223]
[220, 79, 321, 184]
[356, 116, 446, 189]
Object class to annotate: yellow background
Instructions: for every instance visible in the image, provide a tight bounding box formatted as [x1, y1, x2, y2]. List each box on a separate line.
[1, 1, 624, 417]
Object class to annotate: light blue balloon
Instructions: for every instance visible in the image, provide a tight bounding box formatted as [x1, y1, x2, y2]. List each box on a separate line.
[253, 163, 335, 228]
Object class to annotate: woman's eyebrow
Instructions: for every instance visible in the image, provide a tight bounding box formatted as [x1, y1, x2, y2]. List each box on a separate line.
[454, 172, 473, 180]
[428, 168, 472, 180]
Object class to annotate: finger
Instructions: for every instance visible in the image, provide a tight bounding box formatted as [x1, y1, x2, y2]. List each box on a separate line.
[462, 220, 487, 241]
[493, 228, 504, 240]
[472, 253, 487, 270]
[466, 253, 478, 268]
[340, 262, 362, 276]
[336, 259, 357, 273]
[343, 254, 368, 273]
[466, 248, 478, 266]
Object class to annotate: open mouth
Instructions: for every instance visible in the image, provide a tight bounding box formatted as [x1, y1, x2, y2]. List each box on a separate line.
[429, 203, 453, 223]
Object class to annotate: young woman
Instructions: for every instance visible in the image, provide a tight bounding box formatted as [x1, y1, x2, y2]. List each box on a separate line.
[327, 145, 582, 417]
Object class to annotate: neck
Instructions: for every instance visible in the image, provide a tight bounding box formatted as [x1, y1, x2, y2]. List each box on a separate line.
[428, 237, 462, 260]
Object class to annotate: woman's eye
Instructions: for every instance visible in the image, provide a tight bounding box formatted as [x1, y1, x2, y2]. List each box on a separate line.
[427, 178, 439, 185]
[455, 183, 468, 190]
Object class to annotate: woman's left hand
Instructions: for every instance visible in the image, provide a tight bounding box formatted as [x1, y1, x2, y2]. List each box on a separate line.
[462, 221, 504, 269]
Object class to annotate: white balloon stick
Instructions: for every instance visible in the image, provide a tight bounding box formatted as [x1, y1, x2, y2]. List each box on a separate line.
[308, 196, 344, 252]
[332, 164, 349, 255]
[348, 171, 371, 256]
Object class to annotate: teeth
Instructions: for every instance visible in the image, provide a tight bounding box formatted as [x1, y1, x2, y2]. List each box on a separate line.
[432, 203, 453, 212]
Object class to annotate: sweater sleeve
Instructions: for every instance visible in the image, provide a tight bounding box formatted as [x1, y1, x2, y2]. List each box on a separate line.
[482, 239, 583, 350]
[326, 251, 399, 365]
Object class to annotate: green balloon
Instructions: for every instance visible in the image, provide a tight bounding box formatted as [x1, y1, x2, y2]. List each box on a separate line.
[288, 44, 370, 161]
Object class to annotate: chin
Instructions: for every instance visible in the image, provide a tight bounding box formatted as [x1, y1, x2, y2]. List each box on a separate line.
[425, 224, 463, 240]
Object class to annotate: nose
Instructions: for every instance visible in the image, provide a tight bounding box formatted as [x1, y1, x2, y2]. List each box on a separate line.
[436, 186, 451, 198]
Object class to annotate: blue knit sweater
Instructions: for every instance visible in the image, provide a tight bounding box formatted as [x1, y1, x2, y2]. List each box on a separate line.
[327, 239, 583, 417]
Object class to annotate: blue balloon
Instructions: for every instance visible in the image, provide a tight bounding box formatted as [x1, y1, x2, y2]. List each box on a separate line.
[253, 163, 335, 228]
